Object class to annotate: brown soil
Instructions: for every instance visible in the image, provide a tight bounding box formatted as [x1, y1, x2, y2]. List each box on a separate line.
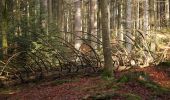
[0, 66, 169, 100]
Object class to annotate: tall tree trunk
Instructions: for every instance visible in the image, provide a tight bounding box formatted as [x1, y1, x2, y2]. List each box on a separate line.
[100, 0, 113, 77]
[90, 0, 97, 49]
[48, 0, 53, 24]
[111, 0, 117, 37]
[143, 0, 149, 35]
[74, 0, 82, 50]
[40, 0, 48, 35]
[157, 1, 161, 29]
[169, 0, 170, 25]
[143, 0, 152, 66]
[150, 0, 156, 52]
[165, 0, 169, 27]
[125, 0, 132, 53]
[97, 0, 102, 50]
[1, 0, 8, 60]
[136, 0, 140, 30]
[56, 0, 64, 32]
[16, 0, 21, 36]
[26, 0, 31, 41]
[117, 0, 124, 44]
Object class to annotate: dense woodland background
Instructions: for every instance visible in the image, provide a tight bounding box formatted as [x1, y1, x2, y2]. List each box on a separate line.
[0, 0, 170, 100]
[0, 0, 170, 84]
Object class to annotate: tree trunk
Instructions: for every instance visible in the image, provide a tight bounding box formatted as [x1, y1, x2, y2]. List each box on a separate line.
[169, 0, 170, 25]
[150, 0, 156, 52]
[56, 0, 63, 32]
[165, 0, 169, 27]
[117, 0, 124, 44]
[90, 0, 97, 49]
[125, 0, 132, 53]
[1, 0, 8, 60]
[97, 0, 102, 50]
[48, 0, 53, 24]
[40, 0, 48, 35]
[74, 0, 82, 50]
[100, 0, 113, 77]
[143, 0, 152, 66]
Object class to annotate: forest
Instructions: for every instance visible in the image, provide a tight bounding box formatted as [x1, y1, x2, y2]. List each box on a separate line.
[0, 0, 170, 99]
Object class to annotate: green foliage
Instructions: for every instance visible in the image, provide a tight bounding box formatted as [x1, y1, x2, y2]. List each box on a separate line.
[117, 75, 129, 83]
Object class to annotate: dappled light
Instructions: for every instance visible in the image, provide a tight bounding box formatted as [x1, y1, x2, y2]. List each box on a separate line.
[0, 0, 170, 99]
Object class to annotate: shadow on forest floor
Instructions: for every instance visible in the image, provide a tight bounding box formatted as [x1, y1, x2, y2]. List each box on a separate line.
[0, 65, 170, 100]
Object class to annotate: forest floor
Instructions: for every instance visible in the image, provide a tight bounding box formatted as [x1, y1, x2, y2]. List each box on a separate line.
[0, 65, 170, 100]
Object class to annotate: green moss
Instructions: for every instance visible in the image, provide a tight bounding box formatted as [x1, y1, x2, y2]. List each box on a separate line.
[102, 69, 114, 78]
[123, 93, 142, 100]
[117, 71, 150, 83]
[86, 92, 116, 100]
[138, 79, 170, 95]
[52, 78, 79, 85]
[157, 61, 170, 68]
[117, 75, 129, 83]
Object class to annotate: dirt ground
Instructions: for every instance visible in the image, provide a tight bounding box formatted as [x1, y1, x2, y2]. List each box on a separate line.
[0, 66, 170, 100]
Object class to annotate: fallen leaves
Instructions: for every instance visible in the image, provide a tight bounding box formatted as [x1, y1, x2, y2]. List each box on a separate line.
[0, 66, 170, 100]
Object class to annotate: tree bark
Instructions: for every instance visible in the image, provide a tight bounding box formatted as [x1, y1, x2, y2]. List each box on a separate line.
[48, 0, 53, 24]
[165, 0, 169, 27]
[74, 0, 82, 50]
[143, 0, 152, 65]
[125, 0, 132, 53]
[89, 0, 97, 49]
[1, 0, 8, 60]
[100, 0, 113, 77]
[117, 0, 124, 44]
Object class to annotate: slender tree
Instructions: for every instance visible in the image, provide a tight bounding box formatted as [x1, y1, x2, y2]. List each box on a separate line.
[117, 0, 124, 44]
[74, 0, 82, 50]
[143, 0, 153, 66]
[100, 0, 113, 77]
[48, 0, 53, 24]
[125, 0, 132, 53]
[165, 0, 169, 26]
[150, 0, 156, 52]
[89, 0, 97, 48]
[1, 0, 8, 60]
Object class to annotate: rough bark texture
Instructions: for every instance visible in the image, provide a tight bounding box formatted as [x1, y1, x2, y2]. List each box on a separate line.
[100, 0, 113, 77]
[125, 0, 132, 53]
[143, 0, 153, 65]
